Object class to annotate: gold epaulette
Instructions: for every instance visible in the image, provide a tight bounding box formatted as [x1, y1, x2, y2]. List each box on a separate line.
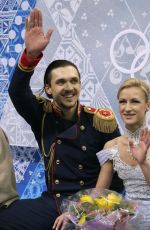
[43, 100, 52, 113]
[84, 106, 117, 133]
[36, 95, 45, 103]
[36, 96, 52, 113]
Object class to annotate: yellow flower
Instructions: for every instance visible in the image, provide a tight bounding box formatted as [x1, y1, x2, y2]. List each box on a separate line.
[80, 195, 94, 204]
[104, 193, 122, 211]
[94, 197, 108, 209]
[78, 215, 86, 224]
[107, 200, 114, 210]
[107, 193, 122, 204]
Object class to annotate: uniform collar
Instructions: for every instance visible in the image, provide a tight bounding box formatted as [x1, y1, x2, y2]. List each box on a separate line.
[52, 100, 82, 119]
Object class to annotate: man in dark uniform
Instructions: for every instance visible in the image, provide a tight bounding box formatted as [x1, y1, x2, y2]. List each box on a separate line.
[0, 8, 123, 230]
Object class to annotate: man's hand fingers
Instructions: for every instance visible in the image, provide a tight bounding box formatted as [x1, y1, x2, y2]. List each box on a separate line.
[29, 10, 35, 28]
[25, 18, 29, 31]
[53, 215, 65, 230]
[38, 9, 42, 27]
[46, 29, 54, 42]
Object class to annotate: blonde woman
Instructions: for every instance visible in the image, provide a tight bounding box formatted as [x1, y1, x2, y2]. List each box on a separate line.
[96, 78, 150, 230]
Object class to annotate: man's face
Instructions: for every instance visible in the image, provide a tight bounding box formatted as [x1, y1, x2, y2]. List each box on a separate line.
[45, 66, 81, 111]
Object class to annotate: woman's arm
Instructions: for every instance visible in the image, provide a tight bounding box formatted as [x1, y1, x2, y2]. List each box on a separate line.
[96, 160, 113, 190]
[96, 139, 116, 190]
[139, 159, 150, 186]
[130, 129, 150, 186]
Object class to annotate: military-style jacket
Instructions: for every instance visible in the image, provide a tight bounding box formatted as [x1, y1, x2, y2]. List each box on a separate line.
[9, 65, 123, 204]
[0, 127, 19, 207]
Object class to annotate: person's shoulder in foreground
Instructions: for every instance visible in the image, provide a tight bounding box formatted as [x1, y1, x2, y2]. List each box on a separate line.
[0, 127, 19, 208]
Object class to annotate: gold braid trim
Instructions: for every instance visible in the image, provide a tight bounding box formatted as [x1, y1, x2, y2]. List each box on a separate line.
[36, 95, 45, 103]
[46, 143, 56, 171]
[43, 100, 52, 113]
[41, 112, 56, 185]
[18, 63, 35, 72]
[41, 113, 48, 157]
[41, 112, 55, 159]
[35, 96, 52, 113]
[93, 108, 117, 133]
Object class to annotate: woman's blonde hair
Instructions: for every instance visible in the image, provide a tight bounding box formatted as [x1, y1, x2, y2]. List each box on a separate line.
[117, 78, 150, 102]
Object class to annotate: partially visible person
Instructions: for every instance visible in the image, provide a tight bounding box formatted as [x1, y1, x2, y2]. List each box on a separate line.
[96, 78, 150, 230]
[0, 127, 19, 207]
[0, 8, 123, 230]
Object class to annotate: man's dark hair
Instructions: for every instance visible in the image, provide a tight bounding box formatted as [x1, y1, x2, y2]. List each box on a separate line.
[44, 59, 80, 86]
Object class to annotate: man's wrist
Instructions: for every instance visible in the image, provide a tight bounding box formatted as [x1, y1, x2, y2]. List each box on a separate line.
[18, 49, 43, 72]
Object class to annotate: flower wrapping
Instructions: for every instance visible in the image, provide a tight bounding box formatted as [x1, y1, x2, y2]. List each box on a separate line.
[61, 189, 140, 230]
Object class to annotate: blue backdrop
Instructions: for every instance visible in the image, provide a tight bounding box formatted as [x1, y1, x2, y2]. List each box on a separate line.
[0, 0, 150, 198]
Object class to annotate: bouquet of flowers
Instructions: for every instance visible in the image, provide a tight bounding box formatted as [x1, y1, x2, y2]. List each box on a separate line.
[61, 189, 140, 230]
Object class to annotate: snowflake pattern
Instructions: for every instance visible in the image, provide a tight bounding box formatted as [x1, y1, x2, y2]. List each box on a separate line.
[1, 0, 150, 199]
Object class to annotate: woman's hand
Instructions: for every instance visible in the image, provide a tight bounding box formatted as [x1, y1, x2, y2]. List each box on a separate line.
[129, 128, 150, 164]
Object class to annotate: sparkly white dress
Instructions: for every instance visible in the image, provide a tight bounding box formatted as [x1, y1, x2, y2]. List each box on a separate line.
[96, 146, 150, 230]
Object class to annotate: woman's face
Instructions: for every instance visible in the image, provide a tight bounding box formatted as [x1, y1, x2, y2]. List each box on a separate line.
[118, 86, 150, 131]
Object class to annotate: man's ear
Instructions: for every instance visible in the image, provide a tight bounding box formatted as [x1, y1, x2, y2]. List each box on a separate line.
[45, 84, 52, 96]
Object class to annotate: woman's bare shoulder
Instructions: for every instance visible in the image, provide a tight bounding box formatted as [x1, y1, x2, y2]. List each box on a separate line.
[104, 137, 121, 149]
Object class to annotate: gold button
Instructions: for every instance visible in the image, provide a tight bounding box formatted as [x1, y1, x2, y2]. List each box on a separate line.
[55, 179, 59, 184]
[80, 125, 85, 131]
[82, 146, 86, 151]
[57, 139, 62, 144]
[56, 193, 61, 198]
[56, 160, 60, 165]
[80, 180, 84, 186]
[78, 164, 83, 170]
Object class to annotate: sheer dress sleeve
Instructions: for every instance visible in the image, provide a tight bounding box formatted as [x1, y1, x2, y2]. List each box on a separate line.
[96, 148, 114, 166]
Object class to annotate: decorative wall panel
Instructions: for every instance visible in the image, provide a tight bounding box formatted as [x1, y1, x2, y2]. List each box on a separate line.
[0, 0, 150, 198]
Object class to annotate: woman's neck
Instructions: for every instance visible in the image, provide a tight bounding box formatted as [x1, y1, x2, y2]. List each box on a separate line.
[125, 121, 146, 143]
[125, 120, 146, 132]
